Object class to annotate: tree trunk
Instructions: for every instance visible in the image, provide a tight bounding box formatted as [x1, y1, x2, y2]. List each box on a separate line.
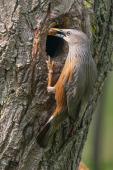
[0, 0, 113, 169]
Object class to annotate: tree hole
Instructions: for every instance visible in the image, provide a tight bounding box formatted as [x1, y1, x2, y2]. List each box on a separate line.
[46, 26, 64, 58]
[45, 25, 69, 85]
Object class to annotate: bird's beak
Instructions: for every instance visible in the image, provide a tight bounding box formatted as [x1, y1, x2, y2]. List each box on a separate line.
[48, 28, 66, 38]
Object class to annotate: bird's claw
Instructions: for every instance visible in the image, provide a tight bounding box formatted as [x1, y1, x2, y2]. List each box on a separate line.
[46, 56, 54, 73]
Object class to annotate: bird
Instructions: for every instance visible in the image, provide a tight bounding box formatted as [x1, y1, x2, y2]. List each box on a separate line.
[36, 28, 97, 148]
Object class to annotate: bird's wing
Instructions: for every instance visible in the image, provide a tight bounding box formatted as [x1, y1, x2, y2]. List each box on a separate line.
[64, 64, 86, 121]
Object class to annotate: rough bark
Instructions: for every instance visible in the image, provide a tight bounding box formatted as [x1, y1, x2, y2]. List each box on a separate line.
[0, 0, 113, 170]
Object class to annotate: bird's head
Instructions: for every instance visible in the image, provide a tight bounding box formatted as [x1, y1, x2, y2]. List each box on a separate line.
[48, 28, 89, 46]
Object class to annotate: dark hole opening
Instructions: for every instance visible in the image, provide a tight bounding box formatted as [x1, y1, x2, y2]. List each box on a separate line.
[46, 26, 64, 58]
[11, 90, 15, 94]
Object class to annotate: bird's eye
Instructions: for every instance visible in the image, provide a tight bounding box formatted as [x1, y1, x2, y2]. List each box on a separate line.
[67, 31, 71, 36]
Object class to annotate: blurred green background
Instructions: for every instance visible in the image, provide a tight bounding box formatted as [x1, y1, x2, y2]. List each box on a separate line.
[82, 64, 113, 170]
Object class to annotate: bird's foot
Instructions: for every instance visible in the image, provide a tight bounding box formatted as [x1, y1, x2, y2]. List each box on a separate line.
[46, 56, 54, 89]
[46, 56, 54, 74]
[47, 86, 55, 93]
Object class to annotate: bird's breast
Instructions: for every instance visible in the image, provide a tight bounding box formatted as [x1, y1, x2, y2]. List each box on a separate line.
[63, 57, 78, 84]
